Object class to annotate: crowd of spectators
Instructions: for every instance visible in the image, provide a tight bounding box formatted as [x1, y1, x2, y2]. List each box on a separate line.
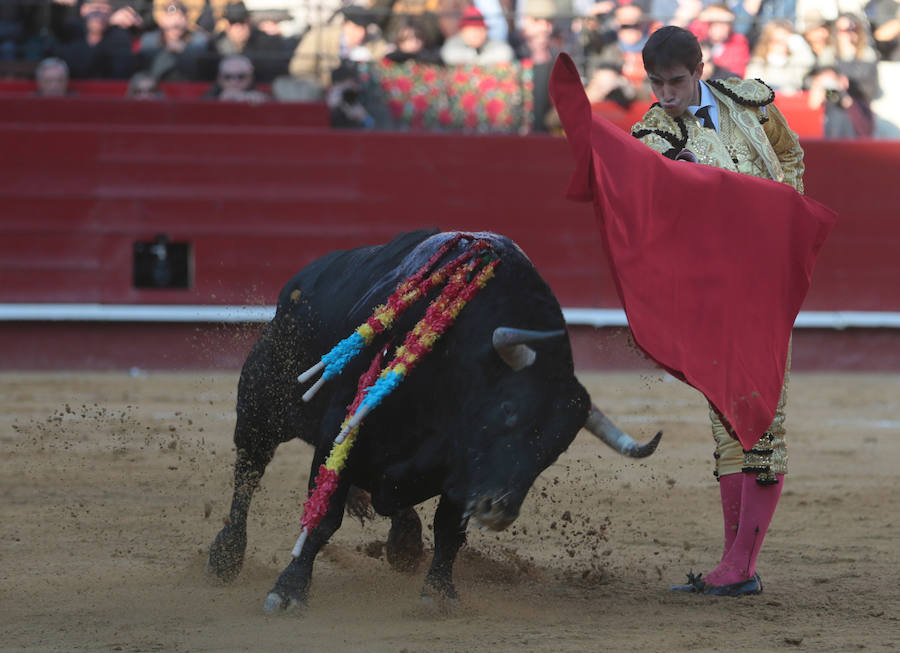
[3, 0, 899, 135]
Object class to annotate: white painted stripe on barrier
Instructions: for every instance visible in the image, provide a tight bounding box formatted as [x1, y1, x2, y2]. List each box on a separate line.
[562, 308, 900, 329]
[0, 303, 276, 323]
[1, 304, 900, 329]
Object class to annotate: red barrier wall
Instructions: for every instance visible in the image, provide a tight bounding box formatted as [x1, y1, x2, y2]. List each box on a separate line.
[2, 122, 897, 309]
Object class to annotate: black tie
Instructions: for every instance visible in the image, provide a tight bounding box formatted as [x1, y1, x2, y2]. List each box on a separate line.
[695, 105, 714, 130]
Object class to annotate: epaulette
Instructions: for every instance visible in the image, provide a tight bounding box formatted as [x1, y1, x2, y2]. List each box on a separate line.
[708, 77, 775, 107]
[631, 103, 687, 159]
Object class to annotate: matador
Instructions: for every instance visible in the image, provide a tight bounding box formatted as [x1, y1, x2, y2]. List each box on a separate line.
[549, 46, 835, 598]
[631, 25, 803, 596]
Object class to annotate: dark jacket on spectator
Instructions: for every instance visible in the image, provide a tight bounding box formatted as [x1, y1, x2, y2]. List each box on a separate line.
[207, 28, 292, 83]
[55, 25, 135, 79]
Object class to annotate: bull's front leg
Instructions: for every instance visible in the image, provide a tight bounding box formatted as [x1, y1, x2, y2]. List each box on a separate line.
[422, 496, 467, 600]
[263, 477, 351, 612]
[207, 435, 277, 582]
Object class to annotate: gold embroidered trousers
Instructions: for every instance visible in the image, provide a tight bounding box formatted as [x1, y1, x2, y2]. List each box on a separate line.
[710, 342, 790, 483]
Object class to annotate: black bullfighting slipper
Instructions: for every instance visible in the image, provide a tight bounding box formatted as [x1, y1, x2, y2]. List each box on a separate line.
[701, 572, 763, 597]
[669, 570, 706, 593]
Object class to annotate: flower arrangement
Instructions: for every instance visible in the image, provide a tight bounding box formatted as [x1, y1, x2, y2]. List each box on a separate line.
[358, 60, 534, 133]
[292, 235, 500, 557]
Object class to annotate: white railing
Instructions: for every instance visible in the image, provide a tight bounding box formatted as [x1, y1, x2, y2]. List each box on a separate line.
[2, 303, 899, 329]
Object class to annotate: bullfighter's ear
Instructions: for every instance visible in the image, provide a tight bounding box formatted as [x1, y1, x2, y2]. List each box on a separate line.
[492, 327, 566, 372]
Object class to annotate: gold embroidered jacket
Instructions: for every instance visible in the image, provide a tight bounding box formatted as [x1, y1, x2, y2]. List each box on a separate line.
[631, 78, 805, 193]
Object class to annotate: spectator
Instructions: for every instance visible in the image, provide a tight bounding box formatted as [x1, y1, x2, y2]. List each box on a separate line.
[807, 65, 874, 137]
[289, 5, 390, 87]
[240, 0, 312, 39]
[127, 70, 165, 98]
[745, 19, 816, 93]
[378, 0, 446, 51]
[138, 0, 208, 80]
[866, 0, 900, 59]
[210, 1, 292, 82]
[54, 0, 137, 78]
[34, 56, 71, 96]
[204, 52, 269, 101]
[0, 0, 51, 61]
[514, 0, 562, 131]
[803, 17, 838, 66]
[699, 39, 737, 80]
[731, 0, 797, 44]
[433, 0, 470, 45]
[150, 0, 225, 34]
[384, 17, 441, 62]
[582, 3, 651, 97]
[584, 61, 637, 107]
[577, 0, 617, 66]
[264, 0, 342, 38]
[326, 61, 375, 128]
[612, 4, 650, 91]
[650, 0, 704, 28]
[689, 4, 750, 78]
[514, 0, 557, 63]
[833, 12, 880, 101]
[440, 6, 514, 64]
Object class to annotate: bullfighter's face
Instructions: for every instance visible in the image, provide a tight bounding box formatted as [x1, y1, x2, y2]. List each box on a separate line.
[648, 62, 703, 118]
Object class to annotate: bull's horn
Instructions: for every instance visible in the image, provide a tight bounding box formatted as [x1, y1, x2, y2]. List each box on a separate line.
[492, 327, 566, 371]
[585, 404, 661, 458]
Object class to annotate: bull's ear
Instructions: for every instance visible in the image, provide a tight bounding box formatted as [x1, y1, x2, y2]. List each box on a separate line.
[492, 327, 566, 372]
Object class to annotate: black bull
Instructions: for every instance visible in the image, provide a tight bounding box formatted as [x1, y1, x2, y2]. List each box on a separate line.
[207, 230, 661, 612]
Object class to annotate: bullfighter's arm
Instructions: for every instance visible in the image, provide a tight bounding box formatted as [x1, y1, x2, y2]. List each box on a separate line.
[763, 102, 805, 194]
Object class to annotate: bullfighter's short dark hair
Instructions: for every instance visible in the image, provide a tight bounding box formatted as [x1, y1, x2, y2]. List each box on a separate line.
[642, 26, 703, 75]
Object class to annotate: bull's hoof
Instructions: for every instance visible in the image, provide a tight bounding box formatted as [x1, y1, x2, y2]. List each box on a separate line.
[206, 527, 247, 582]
[263, 591, 305, 614]
[421, 576, 459, 601]
[418, 581, 460, 615]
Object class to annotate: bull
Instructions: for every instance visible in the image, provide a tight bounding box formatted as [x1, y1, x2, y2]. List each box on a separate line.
[206, 230, 660, 612]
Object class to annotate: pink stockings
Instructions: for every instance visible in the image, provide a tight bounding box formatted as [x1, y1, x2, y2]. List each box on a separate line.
[704, 472, 784, 587]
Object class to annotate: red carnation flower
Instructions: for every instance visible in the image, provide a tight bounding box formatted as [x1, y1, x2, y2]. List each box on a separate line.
[485, 97, 505, 122]
[460, 92, 478, 112]
[478, 77, 498, 93]
[395, 77, 413, 94]
[412, 94, 430, 113]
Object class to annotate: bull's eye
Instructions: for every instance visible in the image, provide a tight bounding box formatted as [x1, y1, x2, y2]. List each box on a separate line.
[501, 400, 518, 428]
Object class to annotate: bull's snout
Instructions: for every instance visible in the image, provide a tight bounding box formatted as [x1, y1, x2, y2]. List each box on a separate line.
[466, 492, 518, 531]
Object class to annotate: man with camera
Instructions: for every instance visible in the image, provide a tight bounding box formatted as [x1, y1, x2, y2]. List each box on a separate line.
[807, 65, 875, 139]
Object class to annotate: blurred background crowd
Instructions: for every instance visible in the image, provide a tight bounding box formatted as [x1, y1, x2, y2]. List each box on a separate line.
[4, 0, 900, 136]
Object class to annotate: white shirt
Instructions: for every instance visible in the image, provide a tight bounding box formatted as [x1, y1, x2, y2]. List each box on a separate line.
[688, 80, 720, 132]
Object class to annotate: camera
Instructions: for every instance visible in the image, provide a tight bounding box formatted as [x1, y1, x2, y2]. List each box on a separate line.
[825, 88, 843, 104]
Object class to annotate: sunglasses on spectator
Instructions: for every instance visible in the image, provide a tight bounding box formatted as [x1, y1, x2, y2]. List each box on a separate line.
[619, 23, 642, 29]
[221, 72, 250, 81]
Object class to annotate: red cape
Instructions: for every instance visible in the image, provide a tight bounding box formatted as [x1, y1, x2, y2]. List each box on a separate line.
[549, 53, 837, 449]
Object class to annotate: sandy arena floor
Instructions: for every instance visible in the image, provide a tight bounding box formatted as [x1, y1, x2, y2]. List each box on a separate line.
[1, 370, 898, 652]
